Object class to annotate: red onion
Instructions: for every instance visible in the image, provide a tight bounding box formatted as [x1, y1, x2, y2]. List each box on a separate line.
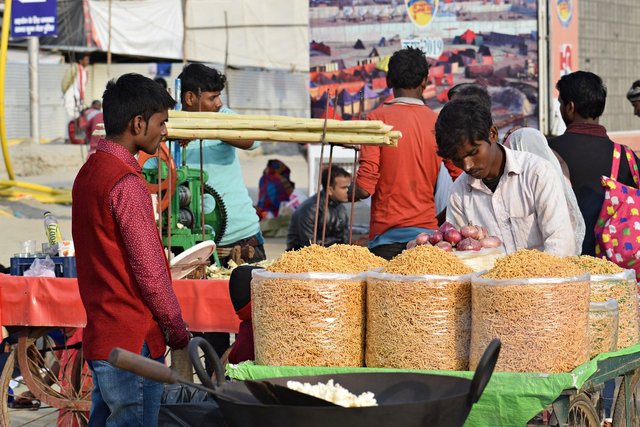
[477, 226, 489, 240]
[460, 225, 480, 239]
[439, 221, 456, 234]
[406, 239, 417, 249]
[456, 237, 482, 251]
[435, 241, 453, 252]
[480, 236, 502, 248]
[428, 231, 443, 245]
[444, 229, 462, 245]
[415, 232, 430, 245]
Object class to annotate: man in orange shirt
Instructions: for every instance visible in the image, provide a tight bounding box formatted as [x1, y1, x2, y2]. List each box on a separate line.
[350, 48, 461, 259]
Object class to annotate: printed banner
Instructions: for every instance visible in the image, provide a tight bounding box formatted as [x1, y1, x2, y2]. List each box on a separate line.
[309, 0, 540, 130]
[11, 0, 57, 38]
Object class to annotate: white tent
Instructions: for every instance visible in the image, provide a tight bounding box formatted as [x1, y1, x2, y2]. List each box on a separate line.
[87, 0, 309, 71]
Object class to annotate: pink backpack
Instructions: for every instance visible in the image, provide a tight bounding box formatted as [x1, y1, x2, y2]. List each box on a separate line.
[594, 143, 640, 279]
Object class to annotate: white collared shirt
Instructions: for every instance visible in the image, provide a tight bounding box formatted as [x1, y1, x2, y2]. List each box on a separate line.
[446, 146, 576, 256]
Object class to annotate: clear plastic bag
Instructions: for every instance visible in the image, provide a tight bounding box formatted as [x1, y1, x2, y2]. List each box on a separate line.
[470, 274, 590, 373]
[589, 299, 619, 359]
[590, 269, 639, 350]
[365, 271, 475, 370]
[23, 256, 56, 278]
[251, 269, 365, 367]
[452, 247, 506, 272]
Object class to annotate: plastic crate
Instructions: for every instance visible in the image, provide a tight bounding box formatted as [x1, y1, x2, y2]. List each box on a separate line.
[9, 256, 77, 278]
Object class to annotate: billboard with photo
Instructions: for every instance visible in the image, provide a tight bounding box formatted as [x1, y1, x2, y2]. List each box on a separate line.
[309, 0, 539, 131]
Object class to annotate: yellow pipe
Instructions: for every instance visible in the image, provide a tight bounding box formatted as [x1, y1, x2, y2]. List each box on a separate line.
[0, 180, 70, 195]
[0, 0, 13, 180]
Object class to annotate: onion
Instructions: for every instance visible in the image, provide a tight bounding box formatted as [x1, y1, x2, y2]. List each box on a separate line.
[456, 237, 482, 251]
[428, 230, 443, 245]
[443, 229, 462, 245]
[460, 225, 480, 240]
[439, 221, 456, 234]
[480, 236, 502, 248]
[415, 232, 430, 245]
[435, 241, 453, 252]
[406, 239, 417, 249]
[477, 226, 489, 240]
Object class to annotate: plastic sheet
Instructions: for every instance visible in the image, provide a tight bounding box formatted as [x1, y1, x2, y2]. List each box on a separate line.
[452, 247, 506, 272]
[470, 274, 590, 373]
[590, 269, 639, 350]
[158, 384, 224, 427]
[365, 271, 475, 370]
[251, 269, 365, 367]
[589, 299, 619, 359]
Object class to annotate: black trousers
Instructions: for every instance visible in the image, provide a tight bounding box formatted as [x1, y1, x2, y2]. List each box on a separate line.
[370, 242, 407, 261]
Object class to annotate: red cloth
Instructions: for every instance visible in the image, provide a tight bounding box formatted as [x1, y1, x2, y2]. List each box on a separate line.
[566, 122, 609, 138]
[85, 111, 103, 155]
[0, 275, 240, 333]
[357, 101, 462, 239]
[72, 140, 187, 360]
[228, 320, 254, 364]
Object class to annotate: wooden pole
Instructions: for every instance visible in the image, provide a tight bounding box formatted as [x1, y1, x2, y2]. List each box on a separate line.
[107, 0, 112, 69]
[182, 0, 188, 64]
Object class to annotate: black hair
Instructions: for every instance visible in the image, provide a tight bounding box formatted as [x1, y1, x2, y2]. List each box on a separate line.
[386, 47, 429, 90]
[556, 71, 607, 119]
[102, 73, 176, 138]
[90, 99, 101, 109]
[632, 80, 640, 89]
[435, 99, 493, 160]
[178, 63, 226, 104]
[153, 76, 168, 89]
[448, 83, 492, 111]
[321, 166, 351, 191]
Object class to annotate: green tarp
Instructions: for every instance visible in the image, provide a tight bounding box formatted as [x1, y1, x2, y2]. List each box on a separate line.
[226, 344, 640, 427]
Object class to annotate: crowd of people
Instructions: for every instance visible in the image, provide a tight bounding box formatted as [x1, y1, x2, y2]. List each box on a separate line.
[66, 48, 640, 424]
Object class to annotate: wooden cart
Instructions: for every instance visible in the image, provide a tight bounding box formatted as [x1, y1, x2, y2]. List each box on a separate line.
[0, 274, 239, 426]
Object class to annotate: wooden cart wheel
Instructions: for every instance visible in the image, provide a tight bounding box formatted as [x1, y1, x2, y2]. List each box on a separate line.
[568, 393, 601, 427]
[0, 347, 15, 426]
[612, 369, 640, 427]
[16, 327, 91, 426]
[138, 141, 177, 213]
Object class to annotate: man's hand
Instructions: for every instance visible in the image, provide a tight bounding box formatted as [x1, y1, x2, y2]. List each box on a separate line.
[347, 183, 370, 202]
[165, 322, 191, 350]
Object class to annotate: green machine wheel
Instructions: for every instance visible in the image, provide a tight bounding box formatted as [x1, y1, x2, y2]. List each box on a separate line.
[202, 184, 227, 245]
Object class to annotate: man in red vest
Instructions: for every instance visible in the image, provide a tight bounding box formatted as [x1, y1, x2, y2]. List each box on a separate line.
[72, 73, 190, 426]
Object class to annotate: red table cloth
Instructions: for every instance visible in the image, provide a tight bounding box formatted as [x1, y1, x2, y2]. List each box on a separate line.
[0, 274, 240, 332]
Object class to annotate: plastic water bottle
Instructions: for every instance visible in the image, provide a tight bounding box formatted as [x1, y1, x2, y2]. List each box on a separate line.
[43, 211, 63, 247]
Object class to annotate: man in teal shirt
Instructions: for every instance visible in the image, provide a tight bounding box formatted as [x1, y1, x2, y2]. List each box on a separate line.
[179, 63, 266, 360]
[179, 63, 266, 266]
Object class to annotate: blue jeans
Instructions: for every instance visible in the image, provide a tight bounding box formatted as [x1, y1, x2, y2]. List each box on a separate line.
[87, 343, 164, 427]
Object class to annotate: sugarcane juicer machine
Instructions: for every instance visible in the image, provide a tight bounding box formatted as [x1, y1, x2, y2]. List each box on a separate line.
[138, 141, 227, 254]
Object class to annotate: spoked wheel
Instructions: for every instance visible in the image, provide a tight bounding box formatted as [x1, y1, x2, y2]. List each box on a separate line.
[613, 369, 640, 427]
[15, 327, 92, 426]
[0, 347, 15, 426]
[568, 394, 601, 427]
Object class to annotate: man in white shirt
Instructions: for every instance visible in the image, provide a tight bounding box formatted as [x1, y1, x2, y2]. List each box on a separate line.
[435, 99, 575, 256]
[62, 54, 90, 121]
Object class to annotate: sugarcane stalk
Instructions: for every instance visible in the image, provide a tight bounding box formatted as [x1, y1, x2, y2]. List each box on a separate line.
[167, 118, 392, 133]
[166, 128, 401, 146]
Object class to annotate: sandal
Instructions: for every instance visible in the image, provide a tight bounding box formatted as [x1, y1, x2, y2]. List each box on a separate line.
[9, 395, 41, 410]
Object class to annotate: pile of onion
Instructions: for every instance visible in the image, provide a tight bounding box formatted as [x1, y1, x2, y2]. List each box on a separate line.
[406, 222, 502, 252]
